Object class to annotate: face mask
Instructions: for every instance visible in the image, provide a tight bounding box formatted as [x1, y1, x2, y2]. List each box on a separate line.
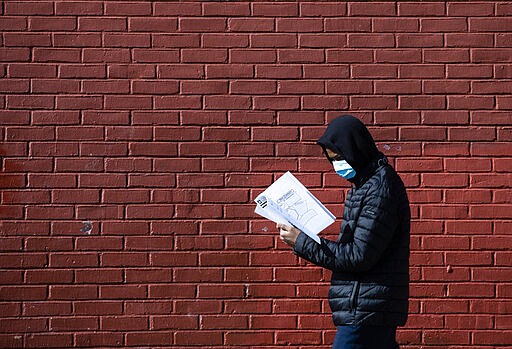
[333, 160, 356, 179]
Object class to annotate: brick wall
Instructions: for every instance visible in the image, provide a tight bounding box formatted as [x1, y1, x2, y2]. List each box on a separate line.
[1, 1, 511, 348]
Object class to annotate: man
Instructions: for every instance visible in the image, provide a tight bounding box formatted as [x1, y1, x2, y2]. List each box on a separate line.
[278, 115, 410, 349]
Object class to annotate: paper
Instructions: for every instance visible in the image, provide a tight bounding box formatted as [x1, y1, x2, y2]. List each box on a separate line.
[254, 172, 336, 244]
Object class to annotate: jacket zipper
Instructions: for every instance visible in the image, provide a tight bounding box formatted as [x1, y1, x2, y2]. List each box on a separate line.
[349, 281, 360, 312]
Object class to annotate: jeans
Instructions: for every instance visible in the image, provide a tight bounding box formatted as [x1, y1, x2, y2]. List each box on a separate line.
[332, 325, 399, 349]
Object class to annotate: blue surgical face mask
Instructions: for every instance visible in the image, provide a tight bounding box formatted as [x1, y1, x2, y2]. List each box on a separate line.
[333, 160, 356, 179]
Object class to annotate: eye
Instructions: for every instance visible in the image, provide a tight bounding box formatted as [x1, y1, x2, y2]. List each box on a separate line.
[331, 154, 344, 162]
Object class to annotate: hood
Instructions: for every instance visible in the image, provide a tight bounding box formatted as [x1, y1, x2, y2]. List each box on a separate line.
[317, 115, 383, 174]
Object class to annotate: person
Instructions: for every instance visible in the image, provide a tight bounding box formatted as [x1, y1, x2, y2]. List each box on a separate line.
[278, 115, 410, 349]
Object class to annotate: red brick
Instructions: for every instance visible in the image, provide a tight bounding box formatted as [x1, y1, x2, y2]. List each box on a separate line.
[396, 34, 444, 48]
[253, 3, 298, 16]
[75, 269, 123, 284]
[105, 95, 152, 110]
[0, 318, 47, 333]
[101, 316, 148, 331]
[277, 18, 322, 33]
[423, 142, 469, 156]
[175, 331, 222, 346]
[0, 221, 49, 236]
[129, 17, 177, 32]
[75, 237, 123, 251]
[55, 1, 102, 15]
[49, 285, 97, 300]
[53, 33, 100, 47]
[445, 252, 493, 266]
[59, 64, 106, 78]
[149, 284, 196, 299]
[56, 96, 103, 109]
[251, 314, 296, 329]
[448, 282, 495, 298]
[125, 300, 173, 315]
[0, 237, 23, 252]
[250, 251, 298, 267]
[175, 236, 223, 251]
[0, 285, 47, 301]
[180, 18, 226, 33]
[181, 48, 228, 63]
[49, 253, 98, 268]
[75, 333, 123, 347]
[125, 331, 174, 346]
[471, 300, 512, 314]
[445, 220, 492, 234]
[474, 330, 512, 345]
[375, 49, 421, 64]
[423, 300, 470, 315]
[100, 285, 147, 299]
[249, 283, 298, 299]
[300, 2, 345, 16]
[109, 64, 155, 78]
[175, 300, 222, 314]
[445, 189, 492, 203]
[82, 80, 130, 94]
[226, 331, 275, 346]
[150, 252, 198, 267]
[197, 284, 245, 299]
[473, 48, 512, 63]
[225, 267, 273, 282]
[423, 330, 470, 345]
[4, 1, 52, 15]
[174, 268, 222, 283]
[252, 34, 296, 48]
[228, 18, 274, 32]
[0, 17, 27, 31]
[52, 189, 100, 204]
[0, 269, 22, 283]
[78, 17, 127, 31]
[203, 3, 250, 16]
[422, 236, 470, 250]
[225, 300, 273, 314]
[102, 221, 149, 235]
[50, 317, 98, 331]
[325, 18, 370, 32]
[202, 315, 248, 330]
[23, 301, 71, 316]
[101, 252, 148, 267]
[74, 301, 123, 315]
[396, 159, 443, 173]
[200, 252, 248, 267]
[33, 48, 81, 63]
[278, 49, 324, 63]
[472, 142, 512, 156]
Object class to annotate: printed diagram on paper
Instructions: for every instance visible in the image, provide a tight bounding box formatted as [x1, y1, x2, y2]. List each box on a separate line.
[276, 189, 318, 227]
[254, 172, 335, 244]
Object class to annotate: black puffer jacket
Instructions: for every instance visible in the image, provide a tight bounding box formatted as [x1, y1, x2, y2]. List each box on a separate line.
[293, 115, 410, 327]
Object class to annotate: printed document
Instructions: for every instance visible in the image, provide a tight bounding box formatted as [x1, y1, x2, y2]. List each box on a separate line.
[254, 172, 335, 244]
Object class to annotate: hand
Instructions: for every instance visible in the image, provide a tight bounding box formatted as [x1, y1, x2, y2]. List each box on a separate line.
[277, 223, 301, 248]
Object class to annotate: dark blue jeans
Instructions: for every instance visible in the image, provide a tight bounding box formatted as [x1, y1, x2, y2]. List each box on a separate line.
[332, 325, 399, 349]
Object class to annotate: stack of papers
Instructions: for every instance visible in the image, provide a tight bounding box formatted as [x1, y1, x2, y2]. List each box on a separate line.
[254, 172, 335, 244]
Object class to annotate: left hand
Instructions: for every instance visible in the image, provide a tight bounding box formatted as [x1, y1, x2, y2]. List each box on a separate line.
[277, 223, 301, 248]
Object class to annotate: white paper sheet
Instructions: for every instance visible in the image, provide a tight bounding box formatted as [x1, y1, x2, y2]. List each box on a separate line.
[254, 172, 335, 244]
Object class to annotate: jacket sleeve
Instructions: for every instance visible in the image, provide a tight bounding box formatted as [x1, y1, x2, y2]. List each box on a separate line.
[293, 181, 400, 273]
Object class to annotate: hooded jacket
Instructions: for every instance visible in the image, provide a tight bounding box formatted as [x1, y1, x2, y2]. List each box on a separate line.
[294, 115, 410, 327]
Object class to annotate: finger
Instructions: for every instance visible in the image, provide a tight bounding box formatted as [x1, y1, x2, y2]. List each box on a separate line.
[277, 223, 291, 231]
